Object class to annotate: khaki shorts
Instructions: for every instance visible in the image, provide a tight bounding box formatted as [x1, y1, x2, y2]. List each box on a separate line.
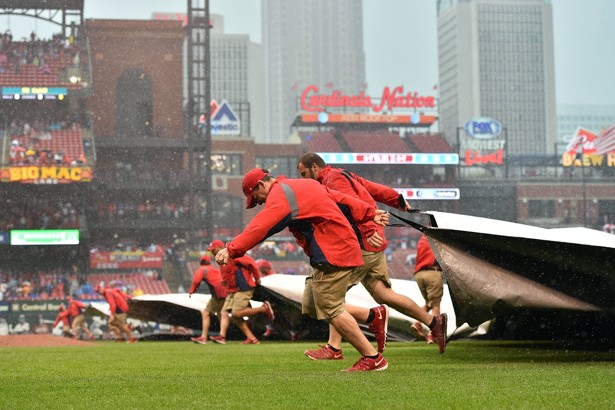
[302, 265, 353, 321]
[72, 314, 86, 328]
[348, 250, 392, 294]
[109, 313, 127, 327]
[414, 269, 444, 309]
[222, 289, 254, 312]
[205, 296, 225, 316]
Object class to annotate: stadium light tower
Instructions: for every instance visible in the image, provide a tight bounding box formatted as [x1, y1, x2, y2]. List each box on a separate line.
[187, 0, 213, 245]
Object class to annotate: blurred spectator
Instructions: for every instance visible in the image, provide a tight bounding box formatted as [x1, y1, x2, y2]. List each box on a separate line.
[0, 317, 9, 335]
[33, 314, 50, 334]
[10, 314, 30, 334]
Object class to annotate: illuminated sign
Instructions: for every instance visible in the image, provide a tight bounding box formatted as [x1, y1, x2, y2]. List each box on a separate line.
[561, 153, 615, 167]
[152, 12, 188, 25]
[11, 230, 80, 245]
[394, 188, 460, 201]
[301, 113, 436, 126]
[200, 100, 241, 135]
[301, 85, 436, 113]
[461, 117, 506, 166]
[464, 117, 502, 139]
[317, 152, 459, 165]
[0, 166, 93, 184]
[2, 87, 68, 100]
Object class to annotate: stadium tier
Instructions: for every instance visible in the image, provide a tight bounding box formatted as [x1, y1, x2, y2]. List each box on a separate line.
[87, 272, 171, 297]
[407, 133, 455, 153]
[0, 42, 82, 89]
[341, 131, 411, 152]
[300, 131, 341, 152]
[12, 125, 84, 162]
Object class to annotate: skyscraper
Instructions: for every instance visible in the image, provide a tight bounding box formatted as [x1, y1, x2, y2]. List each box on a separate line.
[262, 0, 366, 144]
[437, 0, 556, 156]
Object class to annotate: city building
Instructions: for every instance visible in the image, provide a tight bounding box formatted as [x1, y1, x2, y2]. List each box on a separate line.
[437, 0, 557, 156]
[262, 0, 366, 143]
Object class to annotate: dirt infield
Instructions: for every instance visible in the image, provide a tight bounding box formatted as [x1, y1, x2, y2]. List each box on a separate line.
[0, 334, 95, 348]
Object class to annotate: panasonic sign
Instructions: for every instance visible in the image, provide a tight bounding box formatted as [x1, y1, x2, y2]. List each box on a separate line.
[464, 117, 502, 139]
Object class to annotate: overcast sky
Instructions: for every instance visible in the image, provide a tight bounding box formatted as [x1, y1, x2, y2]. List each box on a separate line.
[4, 0, 614, 105]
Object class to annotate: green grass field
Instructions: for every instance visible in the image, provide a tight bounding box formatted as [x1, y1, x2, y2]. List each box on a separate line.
[1, 340, 614, 409]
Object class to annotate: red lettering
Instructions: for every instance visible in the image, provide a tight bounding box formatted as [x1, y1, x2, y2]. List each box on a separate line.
[465, 149, 504, 166]
[301, 85, 435, 113]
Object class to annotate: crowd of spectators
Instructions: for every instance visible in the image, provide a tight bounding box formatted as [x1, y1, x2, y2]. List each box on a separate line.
[0, 197, 79, 230]
[93, 200, 191, 222]
[0, 269, 85, 301]
[0, 30, 80, 76]
[248, 240, 306, 261]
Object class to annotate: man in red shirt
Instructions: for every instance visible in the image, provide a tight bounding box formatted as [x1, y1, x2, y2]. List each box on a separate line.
[215, 168, 390, 371]
[95, 283, 136, 343]
[67, 296, 94, 340]
[189, 255, 230, 345]
[52, 304, 71, 337]
[209, 239, 274, 345]
[256, 259, 276, 338]
[297, 152, 448, 355]
[411, 234, 444, 345]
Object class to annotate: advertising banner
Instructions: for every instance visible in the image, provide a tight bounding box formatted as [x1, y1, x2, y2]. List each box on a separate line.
[0, 166, 93, 184]
[89, 250, 165, 270]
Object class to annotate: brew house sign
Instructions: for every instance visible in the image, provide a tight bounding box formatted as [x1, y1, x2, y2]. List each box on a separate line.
[300, 85, 436, 113]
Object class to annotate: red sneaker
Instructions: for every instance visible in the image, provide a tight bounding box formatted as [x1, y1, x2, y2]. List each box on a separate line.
[89, 335, 95, 341]
[341, 353, 388, 372]
[304, 344, 344, 360]
[241, 337, 260, 345]
[430, 313, 448, 354]
[127, 337, 137, 343]
[426, 332, 435, 345]
[262, 327, 274, 337]
[262, 301, 275, 322]
[410, 321, 426, 341]
[368, 305, 389, 353]
[210, 335, 226, 345]
[191, 336, 208, 345]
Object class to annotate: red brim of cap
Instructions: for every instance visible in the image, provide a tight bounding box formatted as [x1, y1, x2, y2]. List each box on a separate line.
[246, 195, 256, 209]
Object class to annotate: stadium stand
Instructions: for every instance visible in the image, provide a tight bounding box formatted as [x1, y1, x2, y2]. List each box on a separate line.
[87, 272, 171, 297]
[0, 39, 83, 89]
[300, 131, 341, 152]
[342, 130, 410, 152]
[11, 125, 84, 164]
[406, 133, 455, 153]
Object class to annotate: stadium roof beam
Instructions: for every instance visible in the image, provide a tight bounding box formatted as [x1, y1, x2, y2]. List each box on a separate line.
[0, 0, 84, 38]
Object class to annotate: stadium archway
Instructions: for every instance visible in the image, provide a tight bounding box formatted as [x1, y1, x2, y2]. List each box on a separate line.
[116, 69, 153, 138]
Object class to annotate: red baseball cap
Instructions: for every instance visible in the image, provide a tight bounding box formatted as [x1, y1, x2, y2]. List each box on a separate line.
[242, 168, 269, 209]
[255, 259, 272, 269]
[208, 239, 225, 251]
[200, 255, 211, 264]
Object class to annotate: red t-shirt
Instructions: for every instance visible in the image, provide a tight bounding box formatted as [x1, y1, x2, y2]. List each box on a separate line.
[414, 235, 438, 273]
[189, 265, 229, 299]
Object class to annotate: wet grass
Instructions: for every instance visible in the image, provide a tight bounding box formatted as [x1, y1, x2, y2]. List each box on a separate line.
[1, 340, 614, 409]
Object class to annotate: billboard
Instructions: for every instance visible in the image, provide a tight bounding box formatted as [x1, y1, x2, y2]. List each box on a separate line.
[10, 230, 80, 245]
[461, 117, 506, 166]
[89, 249, 165, 270]
[0, 166, 93, 184]
[317, 152, 459, 165]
